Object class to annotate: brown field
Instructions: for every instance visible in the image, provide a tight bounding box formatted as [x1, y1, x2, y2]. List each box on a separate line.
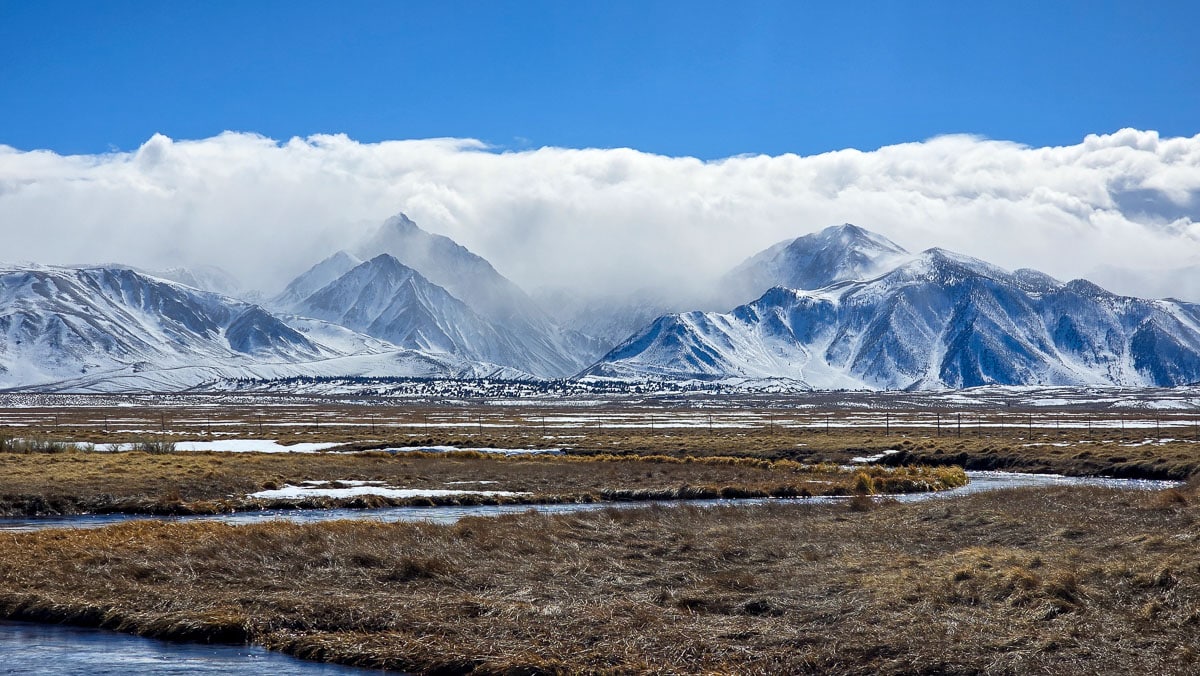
[0, 480, 1196, 674]
[0, 450, 966, 517]
[3, 399, 1200, 480]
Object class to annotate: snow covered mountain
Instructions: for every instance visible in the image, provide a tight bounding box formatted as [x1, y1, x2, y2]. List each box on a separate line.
[0, 263, 538, 392]
[149, 265, 243, 297]
[289, 254, 510, 354]
[13, 218, 1200, 393]
[358, 213, 548, 327]
[534, 287, 691, 349]
[0, 264, 331, 388]
[583, 246, 1200, 389]
[718, 223, 910, 307]
[271, 250, 363, 310]
[273, 213, 605, 376]
[281, 253, 594, 377]
[539, 224, 906, 348]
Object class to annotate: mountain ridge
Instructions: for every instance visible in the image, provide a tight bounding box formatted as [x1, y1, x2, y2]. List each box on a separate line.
[7, 219, 1200, 392]
[583, 245, 1200, 389]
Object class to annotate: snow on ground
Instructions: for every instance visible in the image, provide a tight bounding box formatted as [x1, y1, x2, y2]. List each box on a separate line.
[1121, 438, 1185, 447]
[249, 483, 528, 500]
[379, 445, 564, 455]
[175, 440, 342, 453]
[296, 480, 384, 487]
[80, 439, 343, 453]
[849, 449, 900, 463]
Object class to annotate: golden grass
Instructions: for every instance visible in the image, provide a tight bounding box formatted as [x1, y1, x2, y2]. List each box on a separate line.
[0, 480, 1196, 673]
[4, 401, 1199, 480]
[0, 449, 965, 516]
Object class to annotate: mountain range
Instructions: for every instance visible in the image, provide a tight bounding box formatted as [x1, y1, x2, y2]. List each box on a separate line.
[585, 240, 1200, 389]
[2, 217, 1198, 392]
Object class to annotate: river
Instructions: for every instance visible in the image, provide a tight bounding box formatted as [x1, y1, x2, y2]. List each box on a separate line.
[0, 620, 377, 674]
[0, 471, 1180, 673]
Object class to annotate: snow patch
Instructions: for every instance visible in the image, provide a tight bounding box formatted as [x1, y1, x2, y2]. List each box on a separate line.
[379, 445, 564, 456]
[849, 449, 901, 463]
[249, 484, 528, 500]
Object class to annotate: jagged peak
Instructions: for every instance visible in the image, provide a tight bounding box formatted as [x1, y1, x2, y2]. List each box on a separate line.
[872, 247, 1014, 286]
[324, 249, 361, 265]
[382, 212, 421, 232]
[805, 223, 908, 254]
[1063, 278, 1113, 297]
[1013, 268, 1060, 284]
[752, 285, 809, 305]
[348, 254, 425, 284]
[918, 247, 994, 269]
[364, 252, 404, 267]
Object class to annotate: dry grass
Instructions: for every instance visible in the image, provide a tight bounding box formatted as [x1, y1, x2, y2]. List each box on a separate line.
[4, 401, 1199, 480]
[0, 480, 1197, 673]
[0, 450, 965, 516]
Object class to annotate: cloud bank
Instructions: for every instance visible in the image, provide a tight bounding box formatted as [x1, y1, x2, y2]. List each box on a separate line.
[1, 129, 1198, 300]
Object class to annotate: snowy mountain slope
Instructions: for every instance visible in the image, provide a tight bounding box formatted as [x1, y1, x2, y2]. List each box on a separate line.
[357, 213, 544, 327]
[0, 264, 333, 389]
[149, 265, 243, 297]
[284, 253, 596, 377]
[549, 223, 910, 351]
[271, 250, 362, 311]
[279, 315, 399, 355]
[290, 254, 520, 357]
[275, 213, 605, 375]
[29, 349, 533, 393]
[583, 247, 1200, 389]
[718, 223, 910, 308]
[533, 287, 690, 350]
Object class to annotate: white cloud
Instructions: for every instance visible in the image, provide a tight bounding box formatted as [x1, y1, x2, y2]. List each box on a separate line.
[0, 128, 1198, 300]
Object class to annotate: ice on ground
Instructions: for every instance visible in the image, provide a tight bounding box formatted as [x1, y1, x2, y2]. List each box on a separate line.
[249, 484, 528, 500]
[175, 440, 342, 453]
[379, 445, 564, 456]
[84, 439, 343, 453]
[849, 449, 900, 463]
[1121, 438, 1184, 447]
[299, 480, 385, 487]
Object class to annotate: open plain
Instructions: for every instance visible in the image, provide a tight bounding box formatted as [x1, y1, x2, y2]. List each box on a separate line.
[0, 390, 1198, 673]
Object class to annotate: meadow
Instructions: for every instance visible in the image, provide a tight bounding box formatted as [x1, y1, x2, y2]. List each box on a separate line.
[1, 396, 1197, 673]
[0, 481, 1195, 673]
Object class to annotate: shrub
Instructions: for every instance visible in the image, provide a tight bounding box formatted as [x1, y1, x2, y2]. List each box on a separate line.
[133, 438, 176, 454]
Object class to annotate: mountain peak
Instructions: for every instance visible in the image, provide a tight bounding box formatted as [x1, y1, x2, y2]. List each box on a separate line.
[364, 252, 405, 269]
[719, 223, 910, 305]
[898, 247, 1010, 282]
[382, 212, 421, 233]
[326, 250, 360, 265]
[813, 223, 907, 253]
[270, 250, 363, 312]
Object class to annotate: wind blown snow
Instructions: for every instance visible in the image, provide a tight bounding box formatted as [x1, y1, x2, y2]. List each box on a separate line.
[1, 129, 1197, 298]
[249, 483, 528, 500]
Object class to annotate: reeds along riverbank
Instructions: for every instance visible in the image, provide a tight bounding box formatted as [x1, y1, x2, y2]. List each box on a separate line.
[8, 404, 1200, 481]
[0, 479, 1196, 674]
[0, 449, 965, 516]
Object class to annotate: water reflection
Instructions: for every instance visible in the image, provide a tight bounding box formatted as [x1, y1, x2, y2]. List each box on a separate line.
[0, 472, 1180, 673]
[0, 621, 377, 675]
[0, 471, 1180, 534]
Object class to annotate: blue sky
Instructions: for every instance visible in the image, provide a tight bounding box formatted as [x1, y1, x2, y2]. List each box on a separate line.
[1, 1, 1197, 158]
